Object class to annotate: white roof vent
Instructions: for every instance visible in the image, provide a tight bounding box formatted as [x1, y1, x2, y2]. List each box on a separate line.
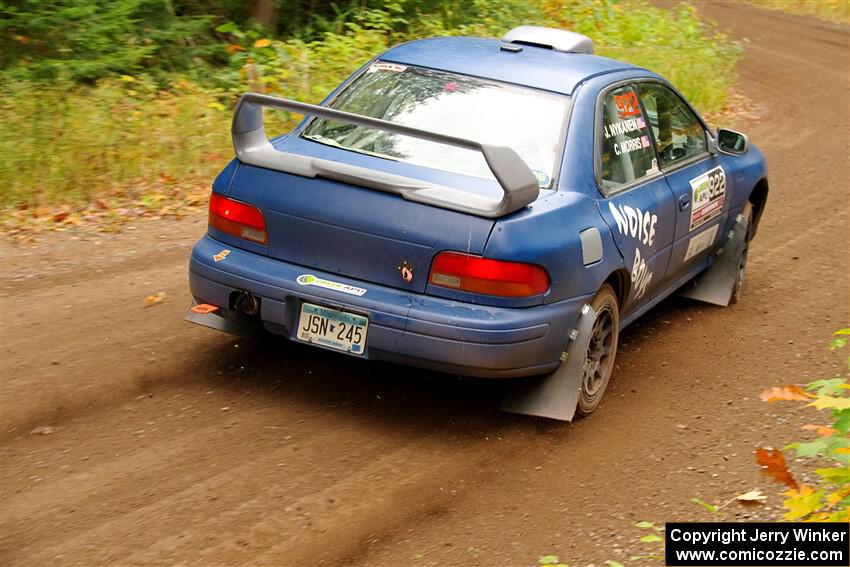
[501, 26, 594, 54]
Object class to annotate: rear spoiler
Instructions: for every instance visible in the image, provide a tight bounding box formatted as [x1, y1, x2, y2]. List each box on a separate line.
[231, 93, 539, 218]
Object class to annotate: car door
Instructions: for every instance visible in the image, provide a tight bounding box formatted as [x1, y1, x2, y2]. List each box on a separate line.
[595, 83, 676, 313]
[635, 82, 730, 290]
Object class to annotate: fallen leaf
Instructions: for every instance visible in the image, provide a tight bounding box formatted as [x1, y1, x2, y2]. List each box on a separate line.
[30, 425, 55, 435]
[691, 498, 718, 513]
[808, 396, 850, 410]
[227, 43, 246, 54]
[144, 291, 167, 306]
[635, 521, 660, 530]
[640, 534, 662, 543]
[736, 489, 767, 503]
[253, 38, 272, 48]
[825, 486, 850, 509]
[783, 485, 824, 520]
[760, 385, 812, 402]
[816, 467, 850, 484]
[802, 424, 838, 436]
[787, 438, 830, 457]
[755, 447, 798, 489]
[52, 211, 70, 223]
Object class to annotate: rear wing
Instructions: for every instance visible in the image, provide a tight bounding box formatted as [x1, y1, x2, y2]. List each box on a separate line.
[231, 93, 539, 218]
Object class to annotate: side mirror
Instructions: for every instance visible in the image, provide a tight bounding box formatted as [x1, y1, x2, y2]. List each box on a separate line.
[716, 128, 748, 155]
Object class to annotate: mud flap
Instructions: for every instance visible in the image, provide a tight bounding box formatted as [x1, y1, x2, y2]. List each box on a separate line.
[679, 215, 749, 307]
[184, 302, 259, 338]
[501, 304, 596, 422]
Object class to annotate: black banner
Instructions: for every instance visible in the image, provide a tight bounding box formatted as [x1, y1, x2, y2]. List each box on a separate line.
[666, 522, 849, 566]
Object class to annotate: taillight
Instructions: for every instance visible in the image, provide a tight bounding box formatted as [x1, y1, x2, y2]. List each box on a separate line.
[208, 193, 267, 244]
[428, 251, 549, 298]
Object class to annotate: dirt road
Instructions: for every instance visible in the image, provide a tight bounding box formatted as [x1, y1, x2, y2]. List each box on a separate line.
[2, 3, 848, 565]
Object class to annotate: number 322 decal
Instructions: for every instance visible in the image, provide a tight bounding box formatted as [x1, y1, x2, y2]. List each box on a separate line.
[615, 91, 642, 119]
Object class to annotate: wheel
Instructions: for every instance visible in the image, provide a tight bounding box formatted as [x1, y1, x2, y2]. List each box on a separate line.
[576, 284, 620, 417]
[730, 202, 753, 305]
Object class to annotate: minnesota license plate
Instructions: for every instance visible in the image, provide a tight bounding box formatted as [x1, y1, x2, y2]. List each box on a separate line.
[296, 303, 368, 355]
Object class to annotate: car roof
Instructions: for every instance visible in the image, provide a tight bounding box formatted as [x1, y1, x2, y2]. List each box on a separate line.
[380, 36, 641, 96]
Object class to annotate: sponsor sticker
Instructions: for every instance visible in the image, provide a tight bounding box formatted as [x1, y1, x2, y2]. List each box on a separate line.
[532, 169, 552, 187]
[683, 224, 719, 262]
[367, 62, 407, 74]
[296, 274, 367, 297]
[213, 249, 231, 262]
[689, 166, 726, 231]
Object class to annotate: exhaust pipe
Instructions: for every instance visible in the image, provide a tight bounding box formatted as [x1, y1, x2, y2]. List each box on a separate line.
[231, 291, 260, 316]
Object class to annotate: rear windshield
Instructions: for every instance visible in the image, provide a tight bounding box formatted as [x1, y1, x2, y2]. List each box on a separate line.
[301, 62, 569, 188]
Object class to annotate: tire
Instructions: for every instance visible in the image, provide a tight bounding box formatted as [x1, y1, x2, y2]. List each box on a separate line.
[730, 202, 753, 305]
[575, 284, 620, 417]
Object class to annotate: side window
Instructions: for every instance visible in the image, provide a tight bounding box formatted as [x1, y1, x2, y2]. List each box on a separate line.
[599, 85, 657, 192]
[637, 83, 707, 168]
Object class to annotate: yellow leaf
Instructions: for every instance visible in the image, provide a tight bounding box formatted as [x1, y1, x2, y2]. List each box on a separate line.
[808, 396, 850, 410]
[835, 447, 850, 455]
[254, 38, 272, 48]
[825, 486, 850, 509]
[144, 292, 167, 307]
[120, 75, 136, 82]
[783, 485, 825, 521]
[736, 489, 767, 503]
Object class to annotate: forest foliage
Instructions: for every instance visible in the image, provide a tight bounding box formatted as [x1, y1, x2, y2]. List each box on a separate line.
[1, 0, 741, 215]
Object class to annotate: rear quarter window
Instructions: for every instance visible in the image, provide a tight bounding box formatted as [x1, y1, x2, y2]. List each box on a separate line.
[598, 84, 657, 193]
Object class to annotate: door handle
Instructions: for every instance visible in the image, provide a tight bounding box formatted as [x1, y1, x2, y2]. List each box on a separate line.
[678, 194, 690, 211]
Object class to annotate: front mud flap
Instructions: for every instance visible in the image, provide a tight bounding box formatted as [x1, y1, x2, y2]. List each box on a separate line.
[184, 302, 259, 338]
[501, 304, 596, 422]
[679, 215, 749, 307]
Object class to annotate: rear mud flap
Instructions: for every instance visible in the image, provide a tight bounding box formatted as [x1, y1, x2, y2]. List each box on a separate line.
[501, 304, 596, 422]
[679, 215, 749, 307]
[184, 302, 259, 338]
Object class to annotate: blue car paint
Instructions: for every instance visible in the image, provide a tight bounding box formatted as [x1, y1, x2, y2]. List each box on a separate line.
[381, 37, 636, 96]
[188, 36, 767, 378]
[190, 235, 590, 377]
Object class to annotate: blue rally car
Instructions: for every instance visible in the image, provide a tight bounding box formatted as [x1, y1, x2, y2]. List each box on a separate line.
[186, 26, 768, 421]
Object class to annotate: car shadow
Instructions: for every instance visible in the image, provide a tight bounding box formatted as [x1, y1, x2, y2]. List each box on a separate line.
[192, 292, 709, 438]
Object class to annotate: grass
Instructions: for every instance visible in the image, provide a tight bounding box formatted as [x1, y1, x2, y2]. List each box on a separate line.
[746, 0, 850, 24]
[0, 0, 742, 216]
[0, 77, 231, 208]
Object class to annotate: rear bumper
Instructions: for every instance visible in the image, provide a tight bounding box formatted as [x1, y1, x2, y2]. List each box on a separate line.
[188, 235, 590, 378]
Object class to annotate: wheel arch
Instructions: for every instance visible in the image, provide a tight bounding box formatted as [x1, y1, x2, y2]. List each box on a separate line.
[602, 268, 630, 308]
[747, 178, 769, 240]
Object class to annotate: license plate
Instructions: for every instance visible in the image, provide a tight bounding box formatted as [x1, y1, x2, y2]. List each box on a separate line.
[296, 303, 368, 355]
